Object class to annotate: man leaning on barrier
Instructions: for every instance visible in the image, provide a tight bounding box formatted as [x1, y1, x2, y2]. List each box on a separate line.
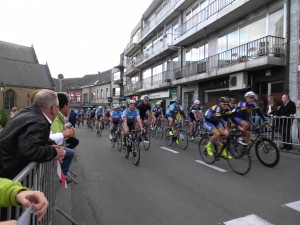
[0, 178, 48, 223]
[0, 89, 66, 179]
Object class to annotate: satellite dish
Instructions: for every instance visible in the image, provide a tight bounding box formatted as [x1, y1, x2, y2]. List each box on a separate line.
[58, 74, 64, 79]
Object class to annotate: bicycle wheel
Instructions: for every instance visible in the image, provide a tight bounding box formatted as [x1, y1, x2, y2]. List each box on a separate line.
[157, 126, 164, 139]
[165, 128, 173, 146]
[227, 147, 251, 175]
[255, 137, 280, 168]
[116, 133, 122, 152]
[143, 132, 151, 151]
[198, 137, 216, 164]
[111, 132, 116, 148]
[132, 140, 140, 166]
[176, 130, 188, 150]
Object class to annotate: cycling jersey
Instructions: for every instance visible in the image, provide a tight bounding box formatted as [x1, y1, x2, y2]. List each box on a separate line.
[137, 102, 151, 120]
[110, 110, 122, 123]
[122, 108, 140, 124]
[205, 105, 231, 126]
[166, 103, 184, 119]
[152, 106, 163, 118]
[188, 104, 202, 121]
[232, 100, 267, 123]
[96, 109, 104, 119]
[76, 112, 82, 117]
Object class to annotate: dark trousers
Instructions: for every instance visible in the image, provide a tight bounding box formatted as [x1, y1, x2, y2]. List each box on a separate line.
[281, 118, 293, 149]
[66, 137, 79, 149]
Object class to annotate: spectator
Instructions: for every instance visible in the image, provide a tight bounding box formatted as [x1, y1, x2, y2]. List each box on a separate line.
[50, 93, 78, 181]
[277, 94, 296, 150]
[267, 95, 277, 117]
[0, 178, 48, 222]
[254, 94, 266, 125]
[9, 107, 18, 119]
[0, 89, 66, 179]
[68, 109, 77, 127]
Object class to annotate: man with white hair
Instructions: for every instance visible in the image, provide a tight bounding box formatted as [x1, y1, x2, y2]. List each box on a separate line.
[0, 89, 66, 179]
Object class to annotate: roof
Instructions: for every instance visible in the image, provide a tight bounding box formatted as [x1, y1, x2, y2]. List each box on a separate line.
[0, 40, 54, 89]
[0, 41, 38, 63]
[93, 69, 112, 86]
[0, 58, 53, 89]
[53, 78, 82, 91]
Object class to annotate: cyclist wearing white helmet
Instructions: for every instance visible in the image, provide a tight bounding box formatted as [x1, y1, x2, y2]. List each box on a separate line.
[231, 91, 269, 146]
[122, 100, 143, 145]
[151, 101, 164, 128]
[95, 106, 105, 135]
[109, 104, 122, 140]
[188, 100, 204, 140]
[137, 95, 152, 137]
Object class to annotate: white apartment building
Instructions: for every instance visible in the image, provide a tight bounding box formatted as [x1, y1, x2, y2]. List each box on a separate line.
[122, 0, 295, 110]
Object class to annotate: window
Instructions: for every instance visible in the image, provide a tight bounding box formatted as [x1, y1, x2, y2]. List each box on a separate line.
[172, 56, 179, 69]
[101, 89, 103, 99]
[113, 72, 121, 81]
[218, 30, 238, 53]
[240, 17, 266, 45]
[106, 88, 109, 98]
[113, 88, 120, 97]
[97, 89, 99, 99]
[143, 68, 151, 87]
[83, 93, 88, 103]
[4, 89, 15, 110]
[269, 8, 284, 37]
[91, 93, 96, 100]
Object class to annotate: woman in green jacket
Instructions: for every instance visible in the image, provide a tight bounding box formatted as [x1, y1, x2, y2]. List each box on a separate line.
[0, 178, 48, 223]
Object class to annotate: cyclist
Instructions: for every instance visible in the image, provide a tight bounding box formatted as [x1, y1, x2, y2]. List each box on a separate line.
[231, 91, 269, 146]
[204, 96, 232, 158]
[151, 101, 164, 128]
[122, 100, 143, 147]
[188, 100, 204, 140]
[166, 99, 185, 135]
[95, 106, 105, 134]
[229, 98, 237, 110]
[109, 104, 122, 140]
[137, 95, 152, 136]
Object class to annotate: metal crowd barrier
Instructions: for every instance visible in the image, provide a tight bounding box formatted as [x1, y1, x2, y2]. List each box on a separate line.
[0, 161, 78, 224]
[251, 116, 300, 151]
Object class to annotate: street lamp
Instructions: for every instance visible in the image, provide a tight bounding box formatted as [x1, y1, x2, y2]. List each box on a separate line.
[0, 82, 6, 111]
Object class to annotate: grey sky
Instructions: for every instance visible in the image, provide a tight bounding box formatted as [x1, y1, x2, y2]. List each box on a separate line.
[0, 0, 153, 78]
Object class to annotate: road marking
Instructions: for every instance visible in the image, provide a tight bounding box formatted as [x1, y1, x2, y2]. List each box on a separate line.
[284, 200, 300, 212]
[195, 160, 227, 173]
[224, 214, 274, 225]
[160, 147, 179, 154]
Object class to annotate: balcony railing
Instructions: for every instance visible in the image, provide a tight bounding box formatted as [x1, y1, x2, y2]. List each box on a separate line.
[177, 0, 237, 36]
[125, 35, 285, 92]
[125, 81, 141, 94]
[139, 0, 180, 42]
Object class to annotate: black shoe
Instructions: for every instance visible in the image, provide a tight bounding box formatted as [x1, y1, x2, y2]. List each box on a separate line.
[66, 177, 72, 184]
[132, 151, 137, 157]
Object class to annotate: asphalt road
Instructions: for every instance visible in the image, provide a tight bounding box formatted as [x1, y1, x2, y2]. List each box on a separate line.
[54, 125, 300, 225]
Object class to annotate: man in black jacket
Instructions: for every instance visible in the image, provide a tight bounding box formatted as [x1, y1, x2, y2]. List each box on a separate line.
[0, 89, 66, 179]
[277, 94, 296, 150]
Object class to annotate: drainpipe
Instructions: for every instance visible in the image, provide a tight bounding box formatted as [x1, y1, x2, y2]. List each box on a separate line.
[285, 0, 291, 94]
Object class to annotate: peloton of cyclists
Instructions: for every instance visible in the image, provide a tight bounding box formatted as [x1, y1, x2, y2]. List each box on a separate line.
[188, 100, 204, 140]
[122, 100, 144, 147]
[151, 101, 164, 128]
[109, 104, 122, 140]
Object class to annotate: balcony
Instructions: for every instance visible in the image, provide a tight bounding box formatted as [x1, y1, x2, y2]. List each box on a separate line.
[113, 79, 123, 85]
[124, 59, 141, 77]
[174, 0, 274, 46]
[136, 71, 173, 93]
[124, 40, 141, 57]
[124, 81, 142, 96]
[134, 34, 179, 69]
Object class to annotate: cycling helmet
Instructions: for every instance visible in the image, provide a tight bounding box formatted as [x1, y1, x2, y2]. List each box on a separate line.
[194, 100, 200, 105]
[156, 101, 161, 105]
[98, 106, 103, 109]
[244, 91, 256, 98]
[143, 95, 149, 100]
[230, 98, 237, 104]
[114, 104, 121, 109]
[174, 99, 181, 104]
[219, 96, 230, 104]
[128, 100, 136, 105]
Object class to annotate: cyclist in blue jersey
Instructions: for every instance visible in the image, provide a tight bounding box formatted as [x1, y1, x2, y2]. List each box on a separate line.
[166, 99, 185, 135]
[204, 96, 233, 158]
[122, 100, 143, 145]
[231, 91, 269, 146]
[109, 104, 122, 140]
[188, 100, 204, 140]
[95, 106, 105, 134]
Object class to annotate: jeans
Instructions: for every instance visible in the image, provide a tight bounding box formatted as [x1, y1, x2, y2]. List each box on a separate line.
[61, 147, 74, 176]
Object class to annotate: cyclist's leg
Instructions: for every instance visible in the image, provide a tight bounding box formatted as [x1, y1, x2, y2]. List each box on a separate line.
[204, 121, 219, 155]
[167, 116, 174, 135]
[240, 120, 250, 144]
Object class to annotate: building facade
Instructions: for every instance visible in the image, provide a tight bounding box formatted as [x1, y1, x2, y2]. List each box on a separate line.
[122, 0, 294, 110]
